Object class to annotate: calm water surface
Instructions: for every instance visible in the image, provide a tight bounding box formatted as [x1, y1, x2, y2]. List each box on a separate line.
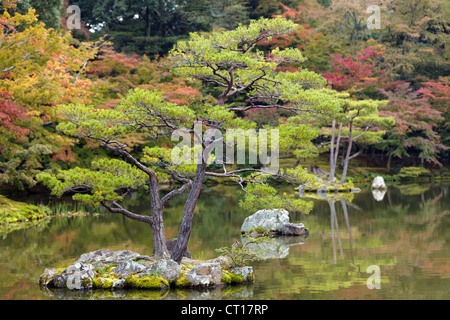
[0, 183, 449, 300]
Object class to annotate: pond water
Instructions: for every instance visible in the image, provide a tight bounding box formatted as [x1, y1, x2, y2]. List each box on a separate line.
[0, 182, 449, 300]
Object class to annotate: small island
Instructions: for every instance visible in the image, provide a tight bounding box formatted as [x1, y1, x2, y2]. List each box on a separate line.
[40, 249, 254, 291]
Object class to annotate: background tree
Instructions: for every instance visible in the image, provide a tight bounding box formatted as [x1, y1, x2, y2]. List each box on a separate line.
[9, 0, 64, 29]
[37, 17, 345, 263]
[377, 81, 448, 168]
[0, 2, 101, 189]
[69, 0, 214, 56]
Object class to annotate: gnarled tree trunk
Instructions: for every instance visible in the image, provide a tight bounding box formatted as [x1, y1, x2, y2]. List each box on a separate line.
[171, 160, 208, 263]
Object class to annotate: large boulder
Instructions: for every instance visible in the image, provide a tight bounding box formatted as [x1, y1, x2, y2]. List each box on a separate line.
[241, 209, 290, 234]
[371, 176, 387, 190]
[241, 209, 309, 237]
[186, 262, 223, 286]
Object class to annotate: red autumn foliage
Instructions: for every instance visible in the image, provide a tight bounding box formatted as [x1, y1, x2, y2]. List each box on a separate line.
[0, 91, 29, 137]
[86, 46, 141, 77]
[323, 47, 385, 92]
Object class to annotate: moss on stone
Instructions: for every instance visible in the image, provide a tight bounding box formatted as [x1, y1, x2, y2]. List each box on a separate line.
[125, 274, 169, 290]
[0, 195, 50, 224]
[173, 274, 191, 288]
[247, 227, 269, 233]
[221, 270, 246, 284]
[93, 277, 114, 289]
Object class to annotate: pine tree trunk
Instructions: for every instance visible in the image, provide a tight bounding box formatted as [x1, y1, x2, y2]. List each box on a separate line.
[171, 160, 208, 264]
[149, 175, 170, 258]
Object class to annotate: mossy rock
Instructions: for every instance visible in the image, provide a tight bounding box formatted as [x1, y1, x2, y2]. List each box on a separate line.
[0, 195, 50, 224]
[93, 277, 115, 289]
[125, 274, 169, 290]
[221, 271, 245, 285]
[173, 274, 191, 288]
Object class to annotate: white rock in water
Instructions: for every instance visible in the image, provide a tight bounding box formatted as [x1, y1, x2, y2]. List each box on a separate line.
[371, 176, 387, 190]
[240, 209, 290, 233]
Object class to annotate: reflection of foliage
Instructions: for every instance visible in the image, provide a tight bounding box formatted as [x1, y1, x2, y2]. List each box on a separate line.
[395, 183, 432, 196]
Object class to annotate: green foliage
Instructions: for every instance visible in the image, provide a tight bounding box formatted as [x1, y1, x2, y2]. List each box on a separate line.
[36, 159, 147, 205]
[13, 0, 64, 29]
[239, 181, 314, 214]
[69, 0, 214, 56]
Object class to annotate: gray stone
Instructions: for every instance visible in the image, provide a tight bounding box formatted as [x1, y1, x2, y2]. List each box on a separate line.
[144, 259, 181, 281]
[351, 188, 361, 193]
[232, 266, 254, 281]
[112, 279, 126, 290]
[371, 176, 387, 190]
[77, 249, 141, 266]
[280, 223, 309, 236]
[112, 259, 147, 277]
[53, 262, 95, 290]
[186, 263, 223, 286]
[240, 209, 290, 233]
[39, 268, 56, 287]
